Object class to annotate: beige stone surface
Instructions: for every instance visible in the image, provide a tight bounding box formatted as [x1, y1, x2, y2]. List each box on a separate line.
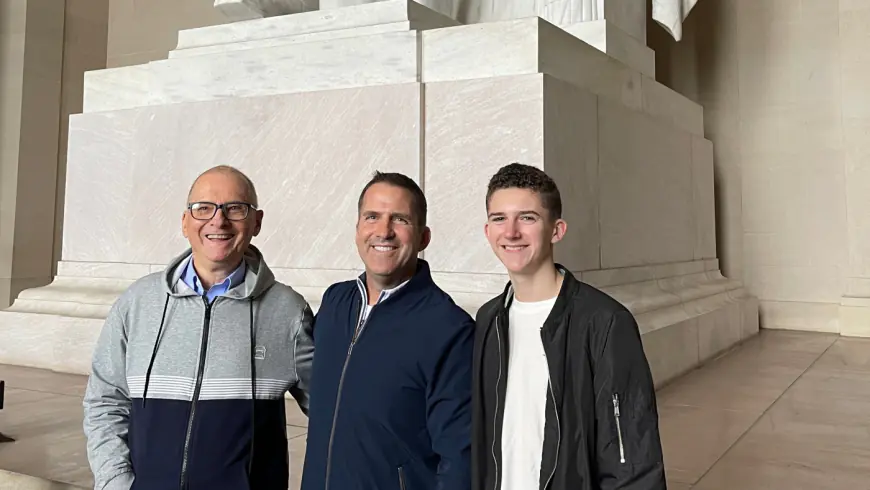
[648, 0, 870, 335]
[598, 97, 694, 268]
[107, 0, 230, 67]
[54, 0, 110, 273]
[0, 0, 67, 308]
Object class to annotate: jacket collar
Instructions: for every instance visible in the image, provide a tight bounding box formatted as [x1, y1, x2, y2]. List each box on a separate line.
[496, 264, 580, 326]
[355, 259, 436, 305]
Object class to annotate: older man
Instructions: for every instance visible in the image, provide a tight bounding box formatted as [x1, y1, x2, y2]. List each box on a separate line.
[83, 165, 314, 490]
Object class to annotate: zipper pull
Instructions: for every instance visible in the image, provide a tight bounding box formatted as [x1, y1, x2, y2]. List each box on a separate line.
[612, 393, 626, 464]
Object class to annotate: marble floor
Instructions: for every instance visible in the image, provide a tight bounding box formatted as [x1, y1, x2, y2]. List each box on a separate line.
[0, 329, 866, 489]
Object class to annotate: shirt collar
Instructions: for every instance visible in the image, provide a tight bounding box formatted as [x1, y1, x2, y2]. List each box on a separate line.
[355, 276, 410, 306]
[180, 255, 247, 295]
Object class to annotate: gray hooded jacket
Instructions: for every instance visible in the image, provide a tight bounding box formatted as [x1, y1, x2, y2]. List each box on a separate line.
[82, 246, 314, 490]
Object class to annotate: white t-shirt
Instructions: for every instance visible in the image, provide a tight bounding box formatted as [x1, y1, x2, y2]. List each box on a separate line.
[500, 296, 557, 490]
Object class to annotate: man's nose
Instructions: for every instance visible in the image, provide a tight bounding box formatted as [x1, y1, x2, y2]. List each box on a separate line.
[505, 220, 521, 238]
[210, 207, 230, 226]
[376, 217, 395, 237]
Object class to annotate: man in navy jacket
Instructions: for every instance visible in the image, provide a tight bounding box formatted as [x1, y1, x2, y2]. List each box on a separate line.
[301, 171, 474, 490]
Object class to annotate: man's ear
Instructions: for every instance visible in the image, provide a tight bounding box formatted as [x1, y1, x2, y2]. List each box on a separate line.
[551, 219, 567, 244]
[419, 226, 432, 252]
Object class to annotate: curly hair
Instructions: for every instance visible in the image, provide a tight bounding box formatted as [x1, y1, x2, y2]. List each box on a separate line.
[485, 163, 562, 219]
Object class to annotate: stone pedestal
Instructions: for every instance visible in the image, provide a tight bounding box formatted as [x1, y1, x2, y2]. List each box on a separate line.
[0, 0, 756, 388]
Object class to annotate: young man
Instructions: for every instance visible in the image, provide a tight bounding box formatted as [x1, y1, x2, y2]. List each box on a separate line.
[83, 166, 314, 490]
[301, 172, 474, 490]
[472, 163, 666, 490]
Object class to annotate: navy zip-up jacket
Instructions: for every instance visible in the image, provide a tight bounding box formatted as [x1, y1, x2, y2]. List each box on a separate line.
[301, 260, 474, 490]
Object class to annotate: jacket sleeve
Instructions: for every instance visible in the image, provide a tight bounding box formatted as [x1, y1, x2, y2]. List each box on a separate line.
[289, 303, 315, 415]
[593, 310, 667, 490]
[82, 300, 135, 490]
[426, 314, 475, 490]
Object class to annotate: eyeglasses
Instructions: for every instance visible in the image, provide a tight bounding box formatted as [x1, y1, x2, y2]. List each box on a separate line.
[187, 201, 257, 221]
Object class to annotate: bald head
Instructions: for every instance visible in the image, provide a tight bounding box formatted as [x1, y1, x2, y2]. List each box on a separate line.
[188, 165, 259, 207]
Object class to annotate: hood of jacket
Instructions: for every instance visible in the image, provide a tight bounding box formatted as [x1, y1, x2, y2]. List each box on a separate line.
[161, 244, 276, 299]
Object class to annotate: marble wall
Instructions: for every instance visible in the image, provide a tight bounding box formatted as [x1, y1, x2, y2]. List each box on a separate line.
[65, 83, 421, 269]
[648, 0, 870, 334]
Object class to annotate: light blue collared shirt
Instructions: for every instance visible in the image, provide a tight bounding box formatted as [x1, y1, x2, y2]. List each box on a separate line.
[180, 256, 246, 303]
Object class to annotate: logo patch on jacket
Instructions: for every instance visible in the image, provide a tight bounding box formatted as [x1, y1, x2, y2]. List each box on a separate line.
[254, 346, 266, 360]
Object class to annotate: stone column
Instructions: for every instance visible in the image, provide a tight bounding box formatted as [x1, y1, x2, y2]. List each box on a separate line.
[0, 0, 65, 308]
[0, 0, 108, 309]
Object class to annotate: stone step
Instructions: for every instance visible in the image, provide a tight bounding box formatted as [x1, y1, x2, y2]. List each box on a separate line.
[171, 0, 459, 58]
[421, 17, 703, 136]
[83, 12, 702, 137]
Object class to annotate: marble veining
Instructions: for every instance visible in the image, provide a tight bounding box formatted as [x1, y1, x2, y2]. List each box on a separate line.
[424, 74, 545, 274]
[66, 84, 422, 268]
[180, 0, 457, 51]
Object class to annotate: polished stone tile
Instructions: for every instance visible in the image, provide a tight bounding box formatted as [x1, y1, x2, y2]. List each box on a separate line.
[285, 398, 309, 428]
[0, 389, 91, 487]
[667, 483, 693, 490]
[0, 364, 88, 397]
[811, 336, 870, 372]
[289, 436, 307, 490]
[659, 404, 758, 484]
[656, 330, 834, 413]
[691, 337, 870, 489]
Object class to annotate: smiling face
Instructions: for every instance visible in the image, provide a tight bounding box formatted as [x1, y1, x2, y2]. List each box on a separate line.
[355, 182, 430, 290]
[485, 187, 566, 276]
[181, 170, 263, 272]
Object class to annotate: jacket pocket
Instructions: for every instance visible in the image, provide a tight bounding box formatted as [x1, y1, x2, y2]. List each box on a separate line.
[612, 394, 626, 464]
[398, 466, 407, 490]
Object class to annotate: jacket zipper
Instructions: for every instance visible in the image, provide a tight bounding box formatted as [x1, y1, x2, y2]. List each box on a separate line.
[398, 466, 407, 490]
[541, 331, 561, 488]
[179, 298, 213, 489]
[324, 301, 372, 490]
[490, 317, 503, 490]
[612, 394, 626, 464]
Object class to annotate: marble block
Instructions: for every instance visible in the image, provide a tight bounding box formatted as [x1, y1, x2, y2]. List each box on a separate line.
[641, 75, 704, 137]
[422, 17, 643, 113]
[67, 83, 422, 269]
[85, 10, 701, 141]
[84, 31, 421, 113]
[563, 19, 655, 77]
[321, 0, 458, 20]
[213, 0, 318, 21]
[175, 0, 459, 58]
[421, 16, 703, 137]
[424, 73, 599, 274]
[598, 98, 695, 269]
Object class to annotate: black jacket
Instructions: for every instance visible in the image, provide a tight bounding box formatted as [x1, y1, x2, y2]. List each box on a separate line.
[471, 268, 666, 490]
